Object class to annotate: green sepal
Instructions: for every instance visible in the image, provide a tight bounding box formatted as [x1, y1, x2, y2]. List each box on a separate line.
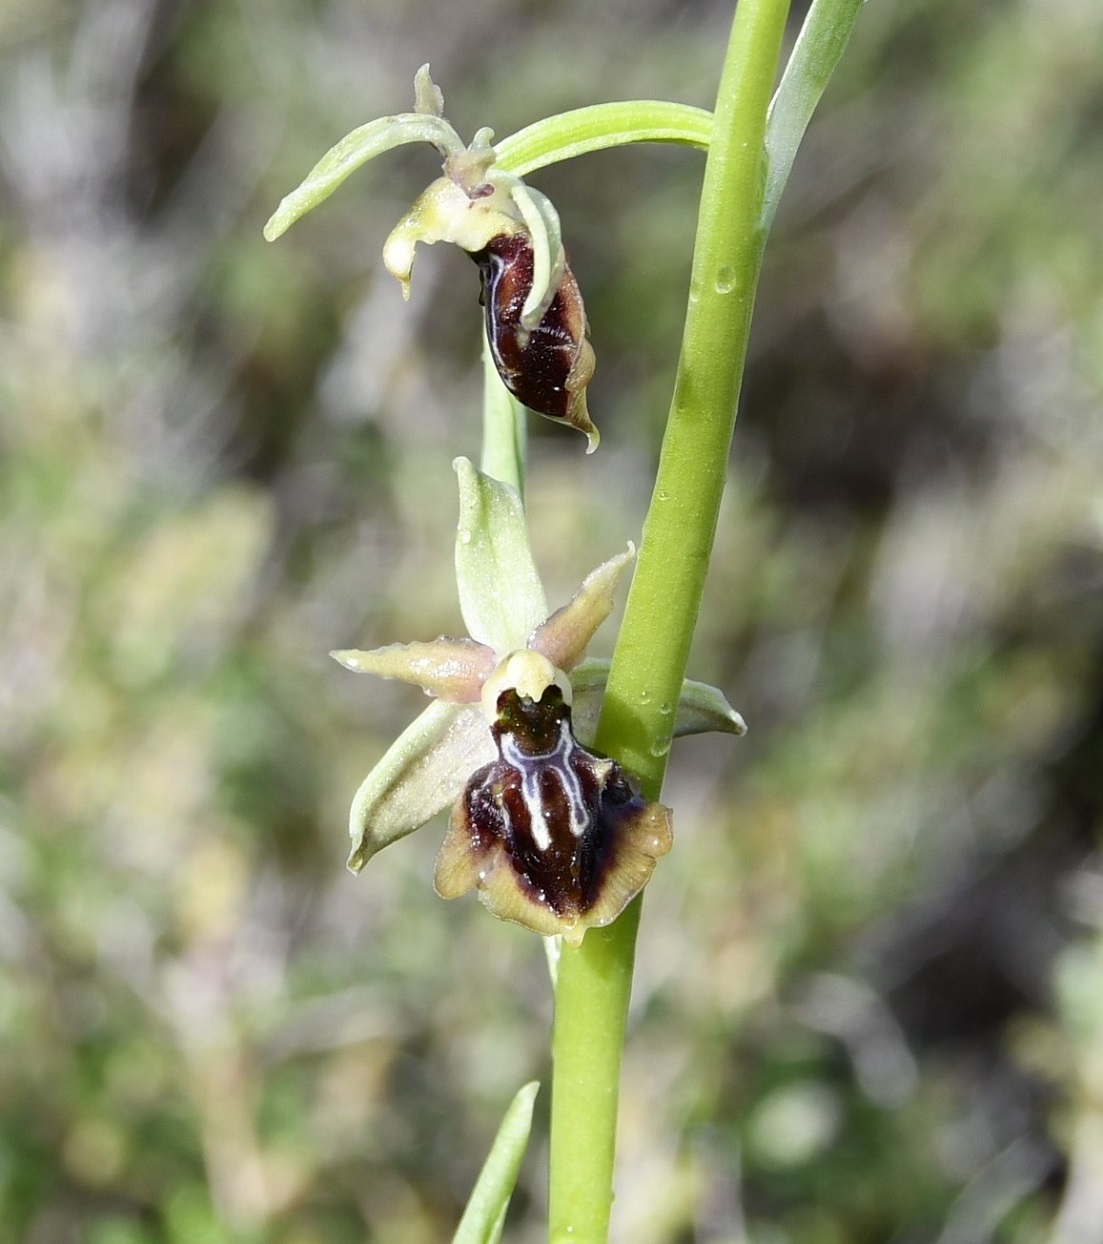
[570, 659, 747, 748]
[347, 700, 494, 872]
[493, 100, 714, 178]
[451, 1082, 540, 1244]
[453, 457, 548, 654]
[264, 111, 465, 241]
[264, 64, 466, 242]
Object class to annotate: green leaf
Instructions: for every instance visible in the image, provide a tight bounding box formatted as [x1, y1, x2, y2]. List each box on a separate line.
[453, 457, 547, 653]
[452, 1082, 540, 1244]
[762, 0, 867, 231]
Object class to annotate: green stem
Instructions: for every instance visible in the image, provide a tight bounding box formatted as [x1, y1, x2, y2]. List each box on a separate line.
[547, 2, 792, 1240]
[480, 331, 527, 497]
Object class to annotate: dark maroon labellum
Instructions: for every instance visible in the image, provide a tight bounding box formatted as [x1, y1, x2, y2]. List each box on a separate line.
[474, 234, 598, 447]
[434, 684, 673, 940]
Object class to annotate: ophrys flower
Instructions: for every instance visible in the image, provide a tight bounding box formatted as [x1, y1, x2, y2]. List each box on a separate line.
[332, 458, 745, 944]
[265, 66, 598, 449]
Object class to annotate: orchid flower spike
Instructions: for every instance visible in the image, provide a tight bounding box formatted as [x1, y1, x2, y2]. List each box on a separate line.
[265, 65, 598, 450]
[331, 459, 746, 945]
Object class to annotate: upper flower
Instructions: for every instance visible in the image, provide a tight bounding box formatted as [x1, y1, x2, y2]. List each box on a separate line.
[265, 65, 598, 450]
[332, 458, 746, 944]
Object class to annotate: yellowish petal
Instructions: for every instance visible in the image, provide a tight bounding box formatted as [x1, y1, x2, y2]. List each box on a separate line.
[382, 177, 522, 296]
[331, 637, 494, 702]
[528, 544, 634, 671]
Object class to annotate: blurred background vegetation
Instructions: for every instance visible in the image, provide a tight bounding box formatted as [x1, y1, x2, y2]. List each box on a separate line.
[1, 0, 1102, 1241]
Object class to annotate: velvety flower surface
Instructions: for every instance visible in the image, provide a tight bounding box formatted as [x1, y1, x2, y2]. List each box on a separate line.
[473, 233, 596, 449]
[332, 458, 746, 943]
[435, 682, 673, 942]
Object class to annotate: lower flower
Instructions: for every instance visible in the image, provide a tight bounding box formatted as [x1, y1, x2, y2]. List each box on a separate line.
[333, 459, 744, 944]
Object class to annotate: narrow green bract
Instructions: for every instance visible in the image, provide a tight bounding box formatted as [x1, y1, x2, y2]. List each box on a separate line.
[451, 1081, 540, 1244]
[762, 0, 867, 230]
